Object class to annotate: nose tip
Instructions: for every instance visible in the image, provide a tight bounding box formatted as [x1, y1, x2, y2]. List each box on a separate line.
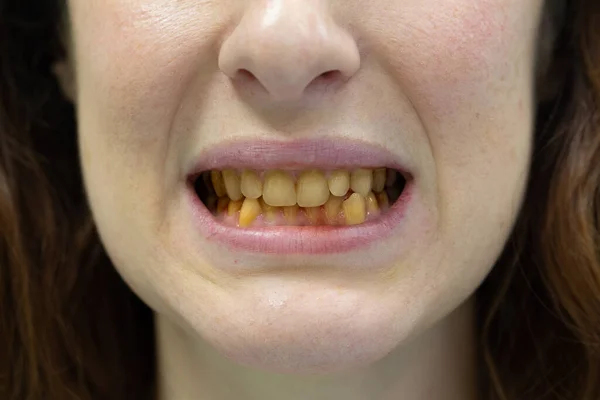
[218, 0, 360, 101]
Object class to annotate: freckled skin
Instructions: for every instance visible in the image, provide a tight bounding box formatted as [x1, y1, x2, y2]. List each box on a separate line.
[64, 0, 543, 374]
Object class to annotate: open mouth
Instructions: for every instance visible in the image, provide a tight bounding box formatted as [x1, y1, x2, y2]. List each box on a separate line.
[192, 168, 407, 227]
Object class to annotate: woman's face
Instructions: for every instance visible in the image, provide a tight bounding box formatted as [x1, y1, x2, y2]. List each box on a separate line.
[64, 0, 543, 372]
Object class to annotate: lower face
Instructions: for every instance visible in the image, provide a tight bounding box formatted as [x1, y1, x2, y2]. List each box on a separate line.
[67, 0, 541, 372]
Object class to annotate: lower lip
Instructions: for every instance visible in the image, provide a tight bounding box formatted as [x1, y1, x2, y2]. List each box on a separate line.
[186, 183, 413, 255]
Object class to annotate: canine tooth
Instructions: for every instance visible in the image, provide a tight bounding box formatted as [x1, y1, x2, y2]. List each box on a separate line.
[217, 197, 230, 213]
[239, 198, 261, 227]
[297, 170, 330, 207]
[284, 205, 299, 223]
[263, 170, 296, 206]
[343, 193, 366, 225]
[365, 192, 379, 214]
[222, 169, 243, 201]
[241, 170, 263, 199]
[324, 195, 343, 224]
[210, 170, 227, 197]
[350, 169, 373, 197]
[328, 170, 350, 197]
[373, 168, 386, 192]
[376, 192, 389, 209]
[227, 199, 243, 216]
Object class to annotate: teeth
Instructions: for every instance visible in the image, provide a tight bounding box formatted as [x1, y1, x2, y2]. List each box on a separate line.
[227, 199, 243, 216]
[266, 207, 281, 222]
[297, 170, 330, 207]
[210, 171, 227, 197]
[239, 198, 261, 227]
[259, 198, 279, 222]
[207, 168, 398, 226]
[305, 207, 321, 225]
[222, 169, 243, 201]
[328, 170, 350, 197]
[217, 197, 230, 213]
[241, 170, 263, 199]
[376, 192, 389, 209]
[263, 170, 297, 207]
[283, 205, 299, 224]
[324, 195, 343, 224]
[350, 169, 373, 197]
[365, 192, 379, 214]
[343, 193, 366, 225]
[373, 168, 386, 192]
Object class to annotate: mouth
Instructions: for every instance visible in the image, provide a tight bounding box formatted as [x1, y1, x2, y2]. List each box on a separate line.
[194, 167, 406, 227]
[185, 139, 414, 254]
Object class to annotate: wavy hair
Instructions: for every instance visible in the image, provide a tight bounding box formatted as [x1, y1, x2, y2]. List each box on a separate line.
[0, 0, 598, 399]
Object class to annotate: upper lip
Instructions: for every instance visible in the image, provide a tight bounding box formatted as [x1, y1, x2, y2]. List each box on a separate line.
[186, 137, 413, 177]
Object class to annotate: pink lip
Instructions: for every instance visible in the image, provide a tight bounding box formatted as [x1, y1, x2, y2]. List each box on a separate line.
[185, 138, 414, 254]
[187, 138, 413, 175]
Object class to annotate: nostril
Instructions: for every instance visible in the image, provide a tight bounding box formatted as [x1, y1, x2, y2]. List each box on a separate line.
[236, 68, 258, 82]
[315, 70, 342, 82]
[307, 70, 344, 93]
[231, 68, 345, 100]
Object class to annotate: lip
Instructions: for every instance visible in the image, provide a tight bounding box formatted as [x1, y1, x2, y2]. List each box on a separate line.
[185, 138, 414, 254]
[186, 138, 414, 175]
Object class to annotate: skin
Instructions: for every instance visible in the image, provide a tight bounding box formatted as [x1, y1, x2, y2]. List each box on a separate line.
[57, 0, 544, 398]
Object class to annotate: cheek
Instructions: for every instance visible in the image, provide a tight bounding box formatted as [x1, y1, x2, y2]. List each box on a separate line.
[69, 0, 229, 148]
[68, 0, 234, 226]
[367, 0, 540, 119]
[363, 0, 539, 252]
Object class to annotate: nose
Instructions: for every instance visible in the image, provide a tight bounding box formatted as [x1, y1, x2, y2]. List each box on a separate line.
[218, 0, 360, 102]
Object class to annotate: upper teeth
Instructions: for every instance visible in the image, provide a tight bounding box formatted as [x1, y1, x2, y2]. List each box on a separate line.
[209, 168, 397, 208]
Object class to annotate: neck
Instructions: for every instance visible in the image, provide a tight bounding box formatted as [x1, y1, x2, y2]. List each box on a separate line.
[156, 298, 478, 400]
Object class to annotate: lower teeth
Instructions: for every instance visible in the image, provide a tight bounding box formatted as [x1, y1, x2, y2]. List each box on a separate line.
[194, 169, 406, 227]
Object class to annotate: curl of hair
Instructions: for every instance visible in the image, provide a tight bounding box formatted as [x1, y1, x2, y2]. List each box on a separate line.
[478, 0, 600, 399]
[0, 0, 598, 399]
[0, 1, 155, 399]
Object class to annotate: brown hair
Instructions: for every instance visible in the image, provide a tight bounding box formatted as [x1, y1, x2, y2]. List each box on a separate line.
[0, 0, 598, 399]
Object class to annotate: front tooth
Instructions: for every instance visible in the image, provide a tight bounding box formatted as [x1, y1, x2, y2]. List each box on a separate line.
[328, 170, 350, 196]
[262, 170, 296, 207]
[297, 170, 330, 207]
[239, 198, 261, 227]
[343, 193, 366, 225]
[222, 169, 243, 201]
[365, 192, 379, 214]
[373, 168, 386, 192]
[241, 170, 263, 199]
[324, 195, 343, 224]
[210, 170, 227, 197]
[350, 169, 373, 197]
